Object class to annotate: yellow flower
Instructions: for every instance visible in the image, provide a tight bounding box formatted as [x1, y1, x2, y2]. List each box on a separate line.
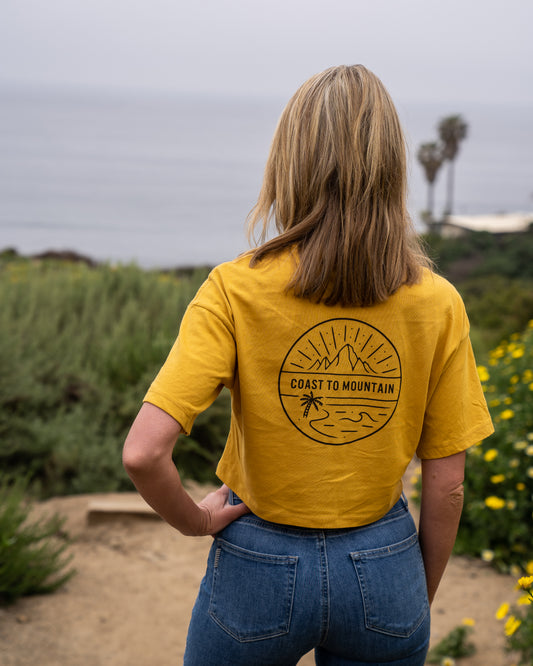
[504, 396, 513, 405]
[485, 496, 506, 510]
[484, 449, 499, 462]
[523, 369, 533, 382]
[511, 348, 524, 359]
[518, 595, 532, 605]
[490, 474, 505, 484]
[514, 441, 527, 450]
[518, 576, 533, 590]
[462, 617, 475, 626]
[482, 550, 495, 562]
[526, 561, 533, 575]
[496, 602, 510, 619]
[529, 382, 533, 391]
[506, 500, 517, 510]
[441, 658, 456, 666]
[510, 374, 520, 384]
[516, 483, 526, 491]
[509, 458, 520, 468]
[528, 468, 533, 479]
[477, 366, 489, 382]
[477, 365, 489, 382]
[504, 615, 521, 636]
[500, 409, 515, 420]
[526, 445, 533, 456]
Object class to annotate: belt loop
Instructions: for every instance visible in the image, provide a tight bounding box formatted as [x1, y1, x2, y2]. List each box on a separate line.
[228, 489, 243, 506]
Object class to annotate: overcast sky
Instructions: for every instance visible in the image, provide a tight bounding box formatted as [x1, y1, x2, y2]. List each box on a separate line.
[1, 0, 532, 105]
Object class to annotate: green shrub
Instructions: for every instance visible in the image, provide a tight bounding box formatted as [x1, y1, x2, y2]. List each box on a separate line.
[425, 621, 476, 663]
[0, 475, 75, 605]
[0, 258, 225, 496]
[459, 277, 533, 357]
[423, 229, 533, 282]
[454, 321, 533, 572]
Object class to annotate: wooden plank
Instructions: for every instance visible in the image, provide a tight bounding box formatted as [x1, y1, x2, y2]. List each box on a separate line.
[87, 496, 160, 524]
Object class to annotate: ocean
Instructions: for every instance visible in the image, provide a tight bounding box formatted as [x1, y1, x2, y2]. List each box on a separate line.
[1, 86, 532, 268]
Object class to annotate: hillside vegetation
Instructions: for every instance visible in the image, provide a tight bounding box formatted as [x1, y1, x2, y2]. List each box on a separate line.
[1, 229, 532, 496]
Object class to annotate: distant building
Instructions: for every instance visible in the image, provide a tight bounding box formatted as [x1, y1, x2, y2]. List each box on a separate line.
[438, 213, 533, 238]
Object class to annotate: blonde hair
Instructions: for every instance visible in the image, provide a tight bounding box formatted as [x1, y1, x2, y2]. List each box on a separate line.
[248, 64, 431, 307]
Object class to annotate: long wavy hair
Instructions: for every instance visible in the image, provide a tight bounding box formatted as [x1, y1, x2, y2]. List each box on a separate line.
[247, 65, 431, 307]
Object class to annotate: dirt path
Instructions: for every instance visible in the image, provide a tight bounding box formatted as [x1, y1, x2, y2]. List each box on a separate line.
[0, 483, 521, 665]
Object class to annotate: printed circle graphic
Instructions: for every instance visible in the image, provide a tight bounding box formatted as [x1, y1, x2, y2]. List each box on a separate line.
[278, 318, 402, 445]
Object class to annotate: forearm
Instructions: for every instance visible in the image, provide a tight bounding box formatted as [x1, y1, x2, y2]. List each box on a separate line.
[418, 484, 463, 603]
[124, 456, 208, 536]
[418, 453, 465, 604]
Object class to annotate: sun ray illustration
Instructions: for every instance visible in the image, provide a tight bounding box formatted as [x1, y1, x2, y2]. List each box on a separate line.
[360, 334, 372, 352]
[367, 343, 383, 359]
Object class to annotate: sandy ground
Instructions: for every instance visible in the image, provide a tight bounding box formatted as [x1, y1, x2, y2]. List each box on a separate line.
[0, 481, 522, 666]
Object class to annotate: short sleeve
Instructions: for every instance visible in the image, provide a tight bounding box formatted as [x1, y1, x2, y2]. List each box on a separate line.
[143, 271, 236, 434]
[416, 314, 494, 459]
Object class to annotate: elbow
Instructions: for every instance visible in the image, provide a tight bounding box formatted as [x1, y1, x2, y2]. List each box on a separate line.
[122, 443, 143, 478]
[435, 475, 465, 508]
[122, 404, 181, 478]
[422, 477, 465, 516]
[447, 481, 464, 511]
[122, 437, 160, 478]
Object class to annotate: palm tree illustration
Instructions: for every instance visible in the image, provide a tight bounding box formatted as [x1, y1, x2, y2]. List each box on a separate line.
[300, 391, 323, 418]
[438, 115, 468, 216]
[417, 141, 444, 223]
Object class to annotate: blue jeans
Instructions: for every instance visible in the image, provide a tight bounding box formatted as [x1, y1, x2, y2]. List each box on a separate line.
[184, 495, 430, 665]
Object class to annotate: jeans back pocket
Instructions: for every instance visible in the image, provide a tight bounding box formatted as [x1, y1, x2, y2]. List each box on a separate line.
[208, 538, 298, 643]
[350, 532, 429, 638]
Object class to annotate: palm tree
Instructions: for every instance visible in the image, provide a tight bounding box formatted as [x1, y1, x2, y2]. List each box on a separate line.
[438, 115, 468, 216]
[300, 391, 323, 418]
[417, 142, 444, 223]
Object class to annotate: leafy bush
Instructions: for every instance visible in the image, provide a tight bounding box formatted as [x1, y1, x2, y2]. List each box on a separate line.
[423, 229, 533, 281]
[422, 231, 533, 359]
[459, 277, 533, 357]
[0, 257, 226, 496]
[454, 321, 533, 571]
[425, 620, 476, 663]
[0, 475, 75, 605]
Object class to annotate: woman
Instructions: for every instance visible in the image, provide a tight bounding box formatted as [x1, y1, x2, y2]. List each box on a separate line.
[123, 65, 493, 665]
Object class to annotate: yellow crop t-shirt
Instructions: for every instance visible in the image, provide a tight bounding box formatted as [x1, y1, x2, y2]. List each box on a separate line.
[144, 251, 494, 528]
